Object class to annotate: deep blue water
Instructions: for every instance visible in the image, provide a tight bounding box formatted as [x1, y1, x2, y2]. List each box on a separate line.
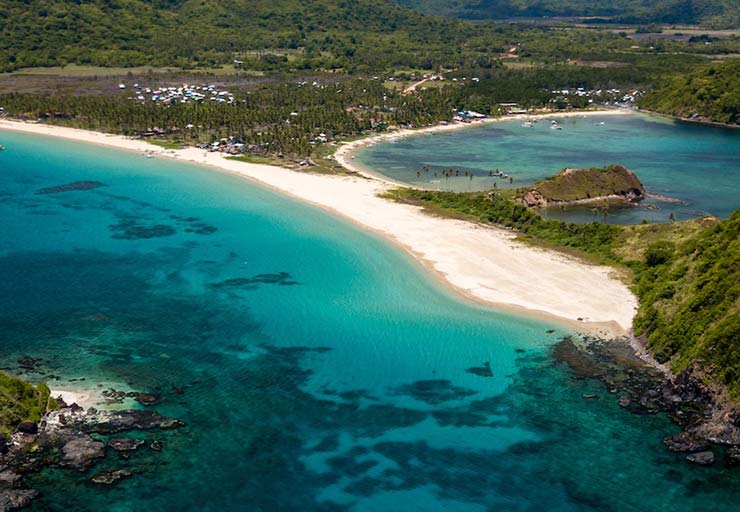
[2, 129, 740, 511]
[354, 112, 740, 224]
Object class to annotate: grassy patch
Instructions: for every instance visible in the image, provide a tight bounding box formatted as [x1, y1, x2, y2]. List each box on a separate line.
[146, 139, 186, 150]
[0, 372, 54, 437]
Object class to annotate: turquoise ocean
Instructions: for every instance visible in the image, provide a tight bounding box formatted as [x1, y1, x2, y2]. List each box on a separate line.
[354, 112, 740, 224]
[1, 129, 740, 511]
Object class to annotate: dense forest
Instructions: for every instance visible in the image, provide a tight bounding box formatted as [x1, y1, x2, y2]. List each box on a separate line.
[639, 59, 740, 125]
[395, 0, 740, 28]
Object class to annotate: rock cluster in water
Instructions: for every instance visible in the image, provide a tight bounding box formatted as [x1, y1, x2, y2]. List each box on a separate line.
[0, 398, 184, 511]
[554, 335, 740, 468]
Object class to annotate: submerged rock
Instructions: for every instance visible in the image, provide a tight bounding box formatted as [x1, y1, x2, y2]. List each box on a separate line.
[90, 469, 133, 486]
[134, 393, 162, 406]
[108, 437, 145, 452]
[686, 451, 715, 466]
[0, 489, 39, 512]
[725, 446, 740, 467]
[663, 432, 710, 453]
[35, 181, 105, 195]
[465, 362, 493, 377]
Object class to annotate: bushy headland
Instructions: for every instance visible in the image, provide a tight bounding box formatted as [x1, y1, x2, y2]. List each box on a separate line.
[640, 59, 740, 126]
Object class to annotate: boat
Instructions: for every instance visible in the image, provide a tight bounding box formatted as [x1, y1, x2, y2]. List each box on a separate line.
[0, 145, 5, 150]
[550, 124, 562, 130]
[522, 121, 534, 127]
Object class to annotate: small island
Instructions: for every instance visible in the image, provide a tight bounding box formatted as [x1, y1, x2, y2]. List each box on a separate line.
[517, 164, 646, 208]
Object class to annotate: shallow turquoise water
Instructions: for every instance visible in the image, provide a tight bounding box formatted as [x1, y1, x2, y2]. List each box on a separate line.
[355, 112, 740, 224]
[1, 129, 740, 511]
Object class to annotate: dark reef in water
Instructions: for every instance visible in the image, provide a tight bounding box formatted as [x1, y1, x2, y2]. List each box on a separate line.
[0, 398, 184, 511]
[391, 379, 478, 405]
[554, 335, 740, 467]
[210, 272, 300, 290]
[466, 361, 494, 377]
[109, 218, 176, 239]
[35, 181, 106, 195]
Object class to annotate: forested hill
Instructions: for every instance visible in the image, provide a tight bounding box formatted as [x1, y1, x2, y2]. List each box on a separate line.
[633, 210, 740, 396]
[0, 0, 513, 72]
[394, 0, 740, 28]
[639, 59, 740, 125]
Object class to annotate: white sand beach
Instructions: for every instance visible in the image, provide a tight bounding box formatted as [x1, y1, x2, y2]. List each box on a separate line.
[0, 112, 638, 336]
[50, 388, 96, 409]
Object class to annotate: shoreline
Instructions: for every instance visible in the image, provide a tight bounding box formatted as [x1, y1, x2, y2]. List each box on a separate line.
[49, 388, 97, 409]
[0, 115, 637, 337]
[637, 107, 740, 131]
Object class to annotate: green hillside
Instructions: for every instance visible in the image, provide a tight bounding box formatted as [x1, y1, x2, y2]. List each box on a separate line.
[394, 0, 740, 27]
[633, 211, 740, 395]
[639, 59, 740, 125]
[0, 0, 517, 73]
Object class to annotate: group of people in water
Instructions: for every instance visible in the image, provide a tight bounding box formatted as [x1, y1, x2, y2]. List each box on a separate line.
[416, 164, 514, 183]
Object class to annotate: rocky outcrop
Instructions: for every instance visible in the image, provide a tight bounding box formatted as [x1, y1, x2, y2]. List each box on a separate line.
[521, 189, 547, 208]
[108, 437, 145, 452]
[517, 165, 646, 207]
[0, 400, 185, 510]
[686, 451, 715, 465]
[0, 490, 38, 512]
[60, 435, 106, 470]
[554, 335, 740, 468]
[90, 469, 133, 486]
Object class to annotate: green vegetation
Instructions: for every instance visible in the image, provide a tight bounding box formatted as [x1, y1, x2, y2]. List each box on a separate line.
[0, 372, 55, 436]
[526, 164, 645, 203]
[0, 80, 458, 157]
[383, 188, 623, 263]
[639, 59, 740, 125]
[0, 0, 519, 73]
[2, 0, 734, 75]
[384, 184, 740, 396]
[394, 0, 740, 28]
[632, 211, 740, 394]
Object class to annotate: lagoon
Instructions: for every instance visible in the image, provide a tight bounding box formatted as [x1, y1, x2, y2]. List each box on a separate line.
[354, 112, 740, 224]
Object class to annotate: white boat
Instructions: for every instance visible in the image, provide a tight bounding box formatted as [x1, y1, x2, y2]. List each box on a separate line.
[522, 121, 534, 127]
[550, 124, 562, 130]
